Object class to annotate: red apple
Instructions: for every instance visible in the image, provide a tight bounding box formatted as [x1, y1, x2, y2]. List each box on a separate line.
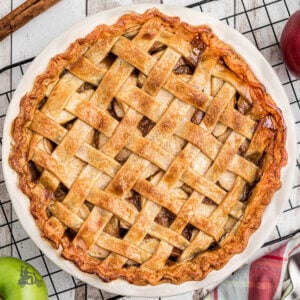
[280, 10, 300, 79]
[0, 257, 48, 300]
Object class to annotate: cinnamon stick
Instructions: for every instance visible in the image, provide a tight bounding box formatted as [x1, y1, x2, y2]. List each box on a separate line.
[0, 0, 61, 42]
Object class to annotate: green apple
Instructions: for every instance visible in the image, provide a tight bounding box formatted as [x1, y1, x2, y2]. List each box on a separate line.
[0, 257, 48, 300]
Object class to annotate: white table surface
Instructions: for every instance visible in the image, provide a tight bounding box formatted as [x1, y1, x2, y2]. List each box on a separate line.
[0, 0, 299, 299]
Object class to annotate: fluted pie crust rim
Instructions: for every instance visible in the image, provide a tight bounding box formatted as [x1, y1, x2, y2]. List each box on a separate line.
[9, 9, 287, 285]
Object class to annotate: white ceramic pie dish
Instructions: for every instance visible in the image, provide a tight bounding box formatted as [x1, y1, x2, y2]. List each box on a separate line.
[2, 4, 297, 297]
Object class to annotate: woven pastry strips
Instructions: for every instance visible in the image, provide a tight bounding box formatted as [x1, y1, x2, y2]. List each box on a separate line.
[28, 17, 268, 274]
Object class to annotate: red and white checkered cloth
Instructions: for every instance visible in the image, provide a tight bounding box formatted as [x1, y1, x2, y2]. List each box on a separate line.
[202, 236, 300, 300]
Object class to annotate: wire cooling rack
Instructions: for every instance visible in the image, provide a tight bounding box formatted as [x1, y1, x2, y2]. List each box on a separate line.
[0, 0, 299, 299]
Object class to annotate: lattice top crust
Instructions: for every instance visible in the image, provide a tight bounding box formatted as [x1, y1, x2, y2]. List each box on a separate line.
[10, 9, 287, 285]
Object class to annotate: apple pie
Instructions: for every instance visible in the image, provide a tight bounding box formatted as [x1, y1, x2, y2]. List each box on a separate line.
[9, 9, 287, 285]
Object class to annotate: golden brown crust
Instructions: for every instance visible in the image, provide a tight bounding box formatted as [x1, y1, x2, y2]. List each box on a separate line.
[9, 8, 287, 285]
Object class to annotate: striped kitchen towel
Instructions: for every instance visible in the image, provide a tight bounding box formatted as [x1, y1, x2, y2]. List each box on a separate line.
[201, 236, 300, 300]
